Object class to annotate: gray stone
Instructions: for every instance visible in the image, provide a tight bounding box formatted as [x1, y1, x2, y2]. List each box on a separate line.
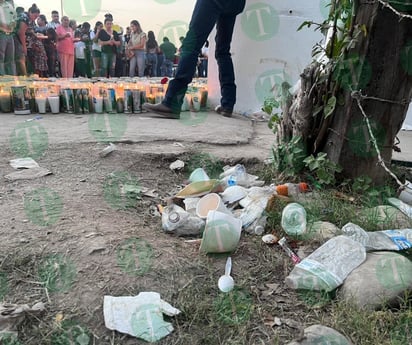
[339, 251, 412, 310]
[287, 324, 352, 345]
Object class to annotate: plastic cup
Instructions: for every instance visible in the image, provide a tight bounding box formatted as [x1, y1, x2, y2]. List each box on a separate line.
[189, 168, 210, 183]
[94, 96, 103, 113]
[196, 193, 230, 219]
[36, 97, 47, 113]
[200, 210, 242, 253]
[47, 96, 60, 113]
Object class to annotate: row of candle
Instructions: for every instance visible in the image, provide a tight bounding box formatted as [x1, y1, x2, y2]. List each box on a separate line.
[0, 77, 208, 114]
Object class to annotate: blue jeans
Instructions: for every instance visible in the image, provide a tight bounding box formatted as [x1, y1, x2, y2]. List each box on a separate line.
[129, 50, 145, 77]
[162, 0, 246, 114]
[146, 53, 158, 77]
[161, 58, 173, 77]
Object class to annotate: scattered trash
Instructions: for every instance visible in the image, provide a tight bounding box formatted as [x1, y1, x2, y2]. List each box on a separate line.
[99, 143, 116, 157]
[285, 236, 366, 292]
[275, 182, 309, 197]
[262, 233, 279, 244]
[161, 203, 205, 236]
[169, 159, 185, 171]
[9, 157, 39, 169]
[387, 197, 412, 218]
[218, 257, 235, 293]
[397, 180, 412, 205]
[281, 203, 307, 237]
[188, 167, 209, 183]
[174, 179, 220, 198]
[103, 292, 180, 343]
[341, 222, 412, 251]
[196, 193, 231, 218]
[25, 115, 43, 122]
[220, 185, 247, 204]
[200, 210, 242, 253]
[0, 302, 46, 339]
[278, 237, 301, 264]
[5, 167, 52, 181]
[220, 164, 264, 188]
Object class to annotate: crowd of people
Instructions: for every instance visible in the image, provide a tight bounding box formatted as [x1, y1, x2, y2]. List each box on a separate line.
[0, 1, 209, 79]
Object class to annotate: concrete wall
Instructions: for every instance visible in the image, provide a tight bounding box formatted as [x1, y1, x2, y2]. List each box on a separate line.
[206, 0, 412, 128]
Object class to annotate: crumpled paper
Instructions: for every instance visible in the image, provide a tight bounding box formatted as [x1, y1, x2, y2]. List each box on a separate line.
[0, 302, 46, 339]
[103, 292, 181, 343]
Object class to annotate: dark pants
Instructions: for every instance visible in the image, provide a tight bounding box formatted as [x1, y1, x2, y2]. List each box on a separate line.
[162, 0, 246, 114]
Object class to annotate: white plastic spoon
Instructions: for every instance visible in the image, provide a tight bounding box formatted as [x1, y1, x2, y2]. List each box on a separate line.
[218, 257, 235, 293]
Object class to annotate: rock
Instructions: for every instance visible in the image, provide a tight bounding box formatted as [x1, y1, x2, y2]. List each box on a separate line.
[287, 324, 352, 345]
[339, 251, 412, 310]
[358, 205, 412, 229]
[307, 221, 340, 241]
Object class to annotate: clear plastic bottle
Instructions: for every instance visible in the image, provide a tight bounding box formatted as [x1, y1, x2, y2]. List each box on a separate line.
[276, 182, 309, 197]
[281, 203, 307, 236]
[253, 214, 267, 235]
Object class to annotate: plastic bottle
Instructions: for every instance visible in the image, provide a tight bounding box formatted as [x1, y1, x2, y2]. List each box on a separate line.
[281, 203, 307, 237]
[276, 182, 309, 197]
[253, 214, 267, 235]
[278, 237, 301, 264]
[285, 235, 366, 292]
[161, 203, 205, 236]
[341, 222, 412, 251]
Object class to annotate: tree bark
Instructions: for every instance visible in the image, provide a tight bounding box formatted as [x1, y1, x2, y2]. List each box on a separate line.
[279, 1, 412, 184]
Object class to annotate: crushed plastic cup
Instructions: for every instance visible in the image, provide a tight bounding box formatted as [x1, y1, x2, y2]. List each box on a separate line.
[189, 168, 210, 183]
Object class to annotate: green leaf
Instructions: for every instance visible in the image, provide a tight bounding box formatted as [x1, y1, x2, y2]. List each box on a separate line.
[323, 96, 336, 119]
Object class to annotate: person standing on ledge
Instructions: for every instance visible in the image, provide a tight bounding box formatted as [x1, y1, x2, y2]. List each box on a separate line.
[143, 0, 246, 119]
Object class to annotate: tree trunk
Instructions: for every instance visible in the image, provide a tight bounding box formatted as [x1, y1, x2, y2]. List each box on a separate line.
[279, 1, 412, 184]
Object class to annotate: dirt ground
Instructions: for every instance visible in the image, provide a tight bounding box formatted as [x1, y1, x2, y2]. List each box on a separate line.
[2, 141, 409, 345]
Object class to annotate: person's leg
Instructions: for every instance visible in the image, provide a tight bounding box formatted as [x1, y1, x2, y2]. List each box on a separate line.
[215, 14, 237, 111]
[4, 36, 16, 75]
[101, 52, 109, 77]
[68, 54, 75, 78]
[0, 37, 8, 75]
[161, 0, 221, 113]
[137, 51, 145, 77]
[129, 54, 137, 77]
[109, 53, 116, 77]
[59, 53, 68, 78]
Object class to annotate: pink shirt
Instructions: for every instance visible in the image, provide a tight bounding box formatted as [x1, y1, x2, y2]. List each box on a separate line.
[56, 25, 75, 55]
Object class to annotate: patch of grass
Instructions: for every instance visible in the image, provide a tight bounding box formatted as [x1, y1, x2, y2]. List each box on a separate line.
[184, 152, 225, 180]
[326, 299, 412, 345]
